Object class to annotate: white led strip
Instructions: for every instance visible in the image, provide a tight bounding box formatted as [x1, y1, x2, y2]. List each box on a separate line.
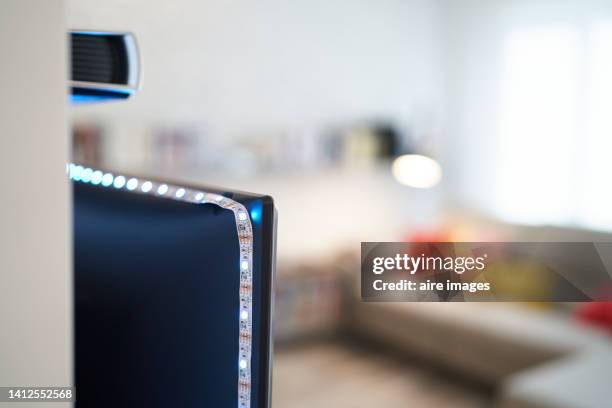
[68, 163, 253, 408]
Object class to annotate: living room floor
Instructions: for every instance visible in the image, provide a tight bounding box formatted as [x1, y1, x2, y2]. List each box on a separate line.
[272, 341, 488, 408]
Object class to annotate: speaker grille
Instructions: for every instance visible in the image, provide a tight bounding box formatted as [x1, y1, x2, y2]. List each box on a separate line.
[71, 34, 129, 85]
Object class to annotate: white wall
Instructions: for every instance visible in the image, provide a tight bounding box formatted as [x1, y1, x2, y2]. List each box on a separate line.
[439, 0, 503, 209]
[66, 0, 447, 258]
[68, 0, 443, 166]
[0, 0, 71, 401]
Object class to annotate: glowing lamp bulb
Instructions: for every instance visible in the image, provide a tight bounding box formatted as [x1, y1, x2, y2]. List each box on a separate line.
[391, 154, 442, 188]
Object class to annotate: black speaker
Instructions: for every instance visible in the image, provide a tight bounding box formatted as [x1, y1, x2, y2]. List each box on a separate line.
[70, 31, 141, 103]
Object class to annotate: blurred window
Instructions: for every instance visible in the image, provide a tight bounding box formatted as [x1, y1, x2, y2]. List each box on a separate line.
[495, 21, 612, 231]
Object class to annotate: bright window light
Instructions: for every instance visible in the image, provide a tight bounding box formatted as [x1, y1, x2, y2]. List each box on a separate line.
[492, 21, 612, 231]
[581, 21, 612, 230]
[496, 27, 578, 224]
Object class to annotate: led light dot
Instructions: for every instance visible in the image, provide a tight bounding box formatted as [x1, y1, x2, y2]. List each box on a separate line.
[73, 165, 84, 181]
[91, 170, 103, 185]
[157, 184, 168, 195]
[81, 168, 93, 183]
[141, 181, 152, 192]
[239, 360, 247, 369]
[126, 178, 138, 191]
[215, 195, 223, 202]
[241, 260, 249, 271]
[113, 175, 126, 189]
[175, 188, 185, 198]
[238, 211, 248, 221]
[101, 173, 114, 187]
[240, 310, 248, 320]
[195, 192, 204, 201]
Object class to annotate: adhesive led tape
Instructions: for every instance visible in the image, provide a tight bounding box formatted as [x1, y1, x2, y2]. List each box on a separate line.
[69, 163, 254, 408]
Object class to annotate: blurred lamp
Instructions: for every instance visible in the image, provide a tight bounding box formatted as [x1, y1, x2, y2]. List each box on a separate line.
[391, 154, 442, 188]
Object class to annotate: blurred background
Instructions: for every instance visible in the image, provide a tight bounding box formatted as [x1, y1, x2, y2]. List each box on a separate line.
[68, 0, 612, 407]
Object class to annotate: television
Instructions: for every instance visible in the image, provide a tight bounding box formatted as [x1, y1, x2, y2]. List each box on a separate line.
[70, 164, 276, 407]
